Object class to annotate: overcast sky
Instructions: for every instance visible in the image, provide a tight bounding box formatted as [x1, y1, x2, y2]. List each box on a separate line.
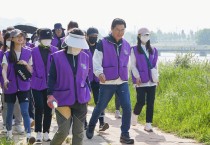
[0, 0, 209, 34]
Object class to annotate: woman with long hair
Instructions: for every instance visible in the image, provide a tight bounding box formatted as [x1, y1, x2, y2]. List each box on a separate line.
[1, 31, 25, 134]
[131, 27, 159, 132]
[2, 29, 33, 142]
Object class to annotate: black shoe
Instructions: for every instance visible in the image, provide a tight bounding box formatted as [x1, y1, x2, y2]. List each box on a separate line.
[120, 136, 134, 144]
[36, 139, 42, 142]
[99, 123, 109, 131]
[86, 125, 95, 139]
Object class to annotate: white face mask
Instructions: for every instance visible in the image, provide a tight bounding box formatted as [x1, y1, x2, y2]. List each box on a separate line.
[41, 39, 52, 47]
[34, 41, 40, 46]
[140, 35, 150, 44]
[6, 41, 11, 48]
[67, 47, 82, 55]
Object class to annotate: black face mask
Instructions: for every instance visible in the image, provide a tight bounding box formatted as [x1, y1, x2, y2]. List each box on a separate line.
[89, 37, 97, 44]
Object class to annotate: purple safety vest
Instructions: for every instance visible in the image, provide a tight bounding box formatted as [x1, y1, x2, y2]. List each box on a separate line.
[31, 46, 58, 90]
[131, 46, 158, 83]
[0, 50, 4, 86]
[102, 38, 130, 81]
[52, 50, 91, 106]
[4, 48, 31, 94]
[83, 49, 99, 82]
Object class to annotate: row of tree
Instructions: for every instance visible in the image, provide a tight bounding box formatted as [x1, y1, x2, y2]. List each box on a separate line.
[124, 29, 210, 45]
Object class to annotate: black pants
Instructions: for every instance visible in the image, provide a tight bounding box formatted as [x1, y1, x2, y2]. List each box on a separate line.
[91, 81, 104, 125]
[28, 89, 35, 119]
[133, 86, 156, 123]
[32, 89, 52, 133]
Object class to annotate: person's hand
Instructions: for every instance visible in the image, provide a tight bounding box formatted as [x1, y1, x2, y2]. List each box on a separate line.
[99, 73, 106, 83]
[136, 77, 141, 86]
[47, 95, 58, 109]
[4, 79, 9, 90]
[17, 60, 27, 65]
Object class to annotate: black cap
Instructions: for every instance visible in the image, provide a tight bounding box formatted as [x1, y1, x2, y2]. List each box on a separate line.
[87, 27, 99, 36]
[39, 28, 53, 40]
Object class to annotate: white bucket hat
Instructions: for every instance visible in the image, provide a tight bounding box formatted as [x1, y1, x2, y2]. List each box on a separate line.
[61, 33, 89, 49]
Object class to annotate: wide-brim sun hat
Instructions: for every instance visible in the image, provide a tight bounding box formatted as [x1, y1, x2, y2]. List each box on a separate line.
[61, 33, 89, 49]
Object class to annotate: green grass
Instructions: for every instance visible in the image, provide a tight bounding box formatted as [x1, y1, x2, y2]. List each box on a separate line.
[0, 137, 14, 145]
[153, 62, 210, 145]
[89, 54, 210, 145]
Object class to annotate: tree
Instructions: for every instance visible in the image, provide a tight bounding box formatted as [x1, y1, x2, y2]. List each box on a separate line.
[150, 31, 158, 43]
[196, 29, 210, 45]
[181, 30, 186, 40]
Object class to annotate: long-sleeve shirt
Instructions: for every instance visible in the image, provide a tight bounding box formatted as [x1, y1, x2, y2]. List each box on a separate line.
[130, 44, 158, 87]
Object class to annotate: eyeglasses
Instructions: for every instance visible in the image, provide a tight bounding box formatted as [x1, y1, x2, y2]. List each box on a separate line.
[114, 28, 125, 33]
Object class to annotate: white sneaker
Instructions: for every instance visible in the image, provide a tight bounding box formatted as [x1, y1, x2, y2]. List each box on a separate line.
[115, 110, 122, 119]
[13, 125, 24, 134]
[6, 130, 13, 140]
[12, 119, 15, 126]
[36, 132, 42, 142]
[131, 113, 138, 126]
[43, 132, 51, 142]
[144, 123, 153, 132]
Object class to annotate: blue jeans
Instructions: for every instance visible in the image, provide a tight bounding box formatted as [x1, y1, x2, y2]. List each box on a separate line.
[6, 102, 31, 133]
[91, 81, 104, 124]
[88, 82, 131, 137]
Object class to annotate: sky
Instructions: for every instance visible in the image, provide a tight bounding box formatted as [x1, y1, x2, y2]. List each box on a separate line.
[0, 0, 210, 35]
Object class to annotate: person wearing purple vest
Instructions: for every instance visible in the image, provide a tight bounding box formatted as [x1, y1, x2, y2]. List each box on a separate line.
[51, 23, 65, 50]
[83, 27, 110, 131]
[31, 28, 58, 142]
[47, 28, 90, 145]
[86, 18, 134, 144]
[131, 27, 159, 132]
[0, 31, 26, 135]
[2, 29, 34, 143]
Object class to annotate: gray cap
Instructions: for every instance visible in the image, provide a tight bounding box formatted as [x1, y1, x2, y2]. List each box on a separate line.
[10, 29, 23, 38]
[138, 28, 150, 35]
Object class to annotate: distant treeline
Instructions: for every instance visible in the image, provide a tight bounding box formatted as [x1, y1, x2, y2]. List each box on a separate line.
[123, 29, 210, 46]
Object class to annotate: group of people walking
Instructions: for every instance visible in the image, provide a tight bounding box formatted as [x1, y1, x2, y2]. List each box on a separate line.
[0, 18, 159, 145]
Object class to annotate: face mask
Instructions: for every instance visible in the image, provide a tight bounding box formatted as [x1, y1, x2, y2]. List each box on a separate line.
[88, 37, 97, 44]
[6, 41, 11, 48]
[140, 35, 150, 44]
[67, 47, 82, 55]
[34, 41, 40, 46]
[41, 39, 52, 47]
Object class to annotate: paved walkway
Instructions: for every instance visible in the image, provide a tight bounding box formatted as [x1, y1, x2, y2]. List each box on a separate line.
[0, 106, 203, 145]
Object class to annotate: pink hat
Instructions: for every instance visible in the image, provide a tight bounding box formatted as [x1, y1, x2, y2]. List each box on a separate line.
[138, 28, 150, 35]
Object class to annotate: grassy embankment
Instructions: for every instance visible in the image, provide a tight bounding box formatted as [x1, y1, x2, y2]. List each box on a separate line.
[89, 53, 210, 145]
